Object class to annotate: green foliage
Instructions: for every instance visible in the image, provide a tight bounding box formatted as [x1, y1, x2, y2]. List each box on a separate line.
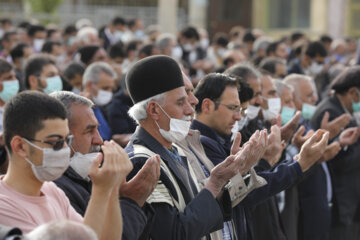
[25, 0, 63, 13]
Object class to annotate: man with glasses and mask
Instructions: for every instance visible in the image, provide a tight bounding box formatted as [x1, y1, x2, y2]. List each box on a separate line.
[192, 72, 329, 240]
[0, 91, 132, 240]
[311, 66, 360, 240]
[24, 54, 63, 94]
[51, 91, 160, 240]
[125, 55, 257, 239]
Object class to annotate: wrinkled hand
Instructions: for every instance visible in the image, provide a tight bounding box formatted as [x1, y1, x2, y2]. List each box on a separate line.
[120, 155, 160, 207]
[263, 125, 285, 166]
[318, 141, 341, 163]
[321, 112, 351, 139]
[239, 129, 268, 174]
[205, 155, 239, 197]
[339, 127, 360, 147]
[291, 126, 315, 149]
[280, 111, 301, 142]
[297, 130, 329, 172]
[89, 141, 133, 195]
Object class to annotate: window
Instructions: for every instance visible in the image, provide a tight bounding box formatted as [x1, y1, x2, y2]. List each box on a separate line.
[268, 0, 310, 29]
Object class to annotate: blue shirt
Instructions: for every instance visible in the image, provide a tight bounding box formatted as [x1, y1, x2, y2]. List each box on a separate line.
[93, 107, 112, 141]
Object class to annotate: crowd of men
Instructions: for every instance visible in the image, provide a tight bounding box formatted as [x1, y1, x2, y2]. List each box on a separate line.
[0, 15, 358, 240]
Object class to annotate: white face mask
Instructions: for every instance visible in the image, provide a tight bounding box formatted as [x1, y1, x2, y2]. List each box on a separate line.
[171, 46, 183, 60]
[93, 89, 113, 106]
[33, 38, 45, 52]
[23, 139, 70, 182]
[262, 98, 281, 121]
[354, 112, 360, 126]
[246, 105, 261, 120]
[200, 38, 209, 49]
[307, 61, 324, 76]
[70, 151, 100, 180]
[155, 104, 191, 143]
[183, 43, 194, 52]
[216, 48, 227, 57]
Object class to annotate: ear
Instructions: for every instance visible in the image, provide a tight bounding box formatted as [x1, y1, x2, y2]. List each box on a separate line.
[201, 98, 214, 114]
[147, 101, 162, 121]
[28, 75, 38, 90]
[10, 136, 28, 158]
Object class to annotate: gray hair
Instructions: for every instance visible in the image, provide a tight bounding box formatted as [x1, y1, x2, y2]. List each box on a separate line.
[76, 26, 98, 45]
[128, 92, 167, 124]
[26, 220, 98, 240]
[82, 62, 117, 88]
[273, 79, 294, 96]
[283, 74, 312, 99]
[156, 33, 176, 51]
[50, 91, 93, 123]
[224, 62, 262, 82]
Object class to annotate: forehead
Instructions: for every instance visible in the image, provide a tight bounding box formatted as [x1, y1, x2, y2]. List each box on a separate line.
[97, 72, 115, 85]
[165, 86, 187, 100]
[248, 77, 261, 91]
[183, 74, 193, 90]
[220, 85, 240, 103]
[35, 118, 69, 138]
[41, 64, 58, 75]
[70, 104, 98, 129]
[262, 76, 274, 88]
[299, 79, 313, 93]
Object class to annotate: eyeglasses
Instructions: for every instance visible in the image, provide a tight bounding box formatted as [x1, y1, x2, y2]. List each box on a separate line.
[216, 102, 242, 113]
[27, 135, 74, 151]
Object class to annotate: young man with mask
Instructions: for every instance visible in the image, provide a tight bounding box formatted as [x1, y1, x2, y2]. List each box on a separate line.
[51, 91, 160, 240]
[311, 66, 360, 240]
[81, 62, 116, 141]
[0, 91, 133, 239]
[24, 54, 63, 94]
[192, 72, 329, 240]
[125, 55, 256, 239]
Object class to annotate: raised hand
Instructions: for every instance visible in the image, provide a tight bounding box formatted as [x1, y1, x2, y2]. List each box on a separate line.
[297, 130, 329, 172]
[318, 141, 341, 163]
[89, 140, 133, 195]
[291, 125, 315, 150]
[120, 155, 161, 207]
[321, 112, 351, 139]
[262, 125, 285, 167]
[339, 127, 360, 147]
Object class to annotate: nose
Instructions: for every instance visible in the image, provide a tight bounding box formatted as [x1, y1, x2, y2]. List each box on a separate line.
[256, 95, 263, 106]
[234, 111, 242, 121]
[184, 99, 195, 116]
[92, 129, 104, 146]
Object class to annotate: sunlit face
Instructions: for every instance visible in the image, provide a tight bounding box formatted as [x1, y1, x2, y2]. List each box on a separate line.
[24, 118, 69, 167]
[69, 104, 103, 156]
[209, 86, 241, 137]
[37, 64, 59, 90]
[90, 72, 115, 99]
[275, 42, 288, 60]
[261, 75, 279, 99]
[156, 86, 194, 133]
[294, 79, 318, 110]
[281, 87, 296, 108]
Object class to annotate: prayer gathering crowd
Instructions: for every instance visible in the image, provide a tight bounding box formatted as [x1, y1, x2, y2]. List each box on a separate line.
[0, 15, 358, 240]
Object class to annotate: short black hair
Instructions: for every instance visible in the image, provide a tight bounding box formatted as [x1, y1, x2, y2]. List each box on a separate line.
[330, 66, 360, 94]
[108, 41, 125, 59]
[41, 40, 62, 54]
[2, 31, 16, 42]
[24, 54, 56, 89]
[266, 41, 282, 56]
[181, 26, 199, 41]
[0, 58, 13, 76]
[139, 44, 154, 57]
[64, 25, 77, 35]
[259, 57, 285, 75]
[125, 40, 141, 56]
[320, 35, 332, 44]
[3, 91, 67, 152]
[243, 30, 255, 43]
[237, 77, 253, 103]
[112, 16, 126, 26]
[290, 32, 304, 43]
[27, 25, 46, 38]
[127, 19, 136, 29]
[194, 73, 238, 113]
[213, 32, 228, 47]
[62, 62, 85, 81]
[10, 43, 30, 61]
[305, 41, 327, 58]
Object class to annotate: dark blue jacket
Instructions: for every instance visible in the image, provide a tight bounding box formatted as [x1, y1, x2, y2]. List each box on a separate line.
[106, 89, 137, 135]
[191, 120, 303, 240]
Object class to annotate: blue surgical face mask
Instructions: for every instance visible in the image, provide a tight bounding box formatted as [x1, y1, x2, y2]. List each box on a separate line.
[352, 101, 360, 113]
[0, 80, 19, 102]
[302, 103, 316, 120]
[43, 75, 63, 94]
[281, 106, 296, 125]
